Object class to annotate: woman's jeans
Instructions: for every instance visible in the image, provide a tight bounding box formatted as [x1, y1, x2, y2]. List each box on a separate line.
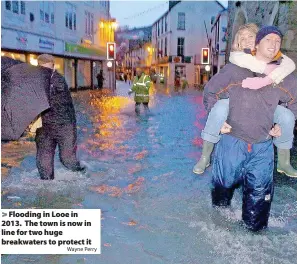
[201, 99, 295, 149]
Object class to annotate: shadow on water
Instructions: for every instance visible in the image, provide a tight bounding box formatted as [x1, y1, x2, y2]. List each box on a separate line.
[2, 84, 297, 264]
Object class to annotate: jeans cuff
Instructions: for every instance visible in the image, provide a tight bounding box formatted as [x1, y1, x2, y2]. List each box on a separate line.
[273, 139, 293, 149]
[201, 130, 221, 144]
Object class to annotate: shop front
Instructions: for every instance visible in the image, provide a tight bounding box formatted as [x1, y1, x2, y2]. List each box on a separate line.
[64, 42, 106, 89]
[1, 28, 65, 75]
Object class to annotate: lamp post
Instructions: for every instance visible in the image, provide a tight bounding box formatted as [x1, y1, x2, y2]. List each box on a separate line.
[107, 61, 113, 91]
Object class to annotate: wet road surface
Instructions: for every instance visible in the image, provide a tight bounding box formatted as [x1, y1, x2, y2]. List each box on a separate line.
[2, 81, 297, 264]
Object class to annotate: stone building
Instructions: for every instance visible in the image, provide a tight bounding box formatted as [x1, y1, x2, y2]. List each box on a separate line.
[226, 1, 297, 64]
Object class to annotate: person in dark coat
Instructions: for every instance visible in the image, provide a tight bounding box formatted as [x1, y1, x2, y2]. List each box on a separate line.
[96, 70, 104, 89]
[35, 54, 85, 180]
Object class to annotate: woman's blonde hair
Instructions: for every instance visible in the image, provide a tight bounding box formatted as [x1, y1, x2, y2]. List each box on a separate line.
[232, 23, 259, 51]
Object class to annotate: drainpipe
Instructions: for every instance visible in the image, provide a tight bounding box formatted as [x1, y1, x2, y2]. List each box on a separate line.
[74, 59, 78, 92]
[90, 60, 94, 89]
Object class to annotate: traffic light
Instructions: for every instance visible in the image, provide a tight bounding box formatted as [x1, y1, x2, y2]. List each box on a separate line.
[201, 48, 210, 64]
[107, 42, 116, 60]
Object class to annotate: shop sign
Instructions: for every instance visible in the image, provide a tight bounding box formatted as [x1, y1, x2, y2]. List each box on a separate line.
[39, 38, 55, 51]
[65, 42, 106, 57]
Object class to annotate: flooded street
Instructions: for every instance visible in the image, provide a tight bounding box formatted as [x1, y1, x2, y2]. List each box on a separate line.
[2, 81, 297, 264]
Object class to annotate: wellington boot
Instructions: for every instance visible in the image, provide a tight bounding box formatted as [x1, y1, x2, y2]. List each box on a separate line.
[193, 141, 214, 174]
[277, 148, 297, 178]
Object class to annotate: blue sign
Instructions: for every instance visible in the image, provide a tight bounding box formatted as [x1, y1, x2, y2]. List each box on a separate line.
[39, 38, 54, 50]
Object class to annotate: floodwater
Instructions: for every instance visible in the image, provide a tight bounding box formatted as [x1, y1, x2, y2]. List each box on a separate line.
[1, 81, 297, 264]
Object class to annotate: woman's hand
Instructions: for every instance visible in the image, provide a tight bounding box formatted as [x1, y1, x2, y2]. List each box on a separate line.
[220, 122, 232, 134]
[269, 124, 281, 137]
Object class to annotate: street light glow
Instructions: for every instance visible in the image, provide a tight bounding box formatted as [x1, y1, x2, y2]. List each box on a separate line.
[111, 22, 118, 30]
[107, 61, 113, 68]
[205, 65, 211, 72]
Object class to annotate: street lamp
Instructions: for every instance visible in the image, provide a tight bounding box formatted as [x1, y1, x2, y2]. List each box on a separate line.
[205, 65, 211, 72]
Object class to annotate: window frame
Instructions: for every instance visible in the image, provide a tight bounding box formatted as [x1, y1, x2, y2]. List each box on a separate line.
[164, 37, 167, 56]
[65, 3, 76, 31]
[177, 37, 185, 56]
[177, 12, 185, 30]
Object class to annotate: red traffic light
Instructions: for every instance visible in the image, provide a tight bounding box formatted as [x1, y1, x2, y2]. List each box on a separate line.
[201, 48, 210, 64]
[107, 42, 116, 60]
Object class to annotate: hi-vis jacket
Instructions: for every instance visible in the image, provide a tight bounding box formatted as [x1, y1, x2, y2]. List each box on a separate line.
[130, 73, 151, 103]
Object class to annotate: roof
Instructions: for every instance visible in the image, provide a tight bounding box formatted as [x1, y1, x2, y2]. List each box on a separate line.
[151, 0, 225, 26]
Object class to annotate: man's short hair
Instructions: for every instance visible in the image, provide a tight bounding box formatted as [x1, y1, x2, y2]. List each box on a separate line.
[232, 23, 259, 51]
[37, 54, 55, 66]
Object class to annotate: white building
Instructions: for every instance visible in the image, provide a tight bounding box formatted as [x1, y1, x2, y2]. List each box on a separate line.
[1, 0, 116, 89]
[151, 1, 224, 86]
[210, 8, 228, 75]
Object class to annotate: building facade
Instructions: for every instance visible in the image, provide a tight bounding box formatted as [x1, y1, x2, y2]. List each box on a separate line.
[1, 0, 116, 89]
[151, 1, 224, 86]
[124, 41, 152, 77]
[226, 1, 297, 64]
[115, 26, 152, 72]
[210, 8, 228, 75]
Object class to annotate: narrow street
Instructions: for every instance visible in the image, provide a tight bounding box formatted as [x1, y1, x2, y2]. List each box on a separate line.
[2, 81, 297, 264]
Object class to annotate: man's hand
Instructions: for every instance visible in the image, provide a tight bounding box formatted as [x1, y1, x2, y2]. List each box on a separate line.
[269, 124, 281, 137]
[264, 64, 278, 75]
[220, 122, 232, 134]
[242, 76, 273, 90]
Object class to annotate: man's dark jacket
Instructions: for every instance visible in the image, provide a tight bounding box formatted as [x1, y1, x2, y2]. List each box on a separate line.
[204, 63, 297, 144]
[42, 70, 76, 127]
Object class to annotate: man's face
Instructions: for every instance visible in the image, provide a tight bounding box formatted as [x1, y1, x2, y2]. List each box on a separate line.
[256, 33, 281, 61]
[136, 69, 142, 77]
[40, 62, 54, 70]
[238, 29, 256, 50]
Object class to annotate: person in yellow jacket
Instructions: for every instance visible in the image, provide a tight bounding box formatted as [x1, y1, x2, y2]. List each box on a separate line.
[128, 69, 151, 114]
